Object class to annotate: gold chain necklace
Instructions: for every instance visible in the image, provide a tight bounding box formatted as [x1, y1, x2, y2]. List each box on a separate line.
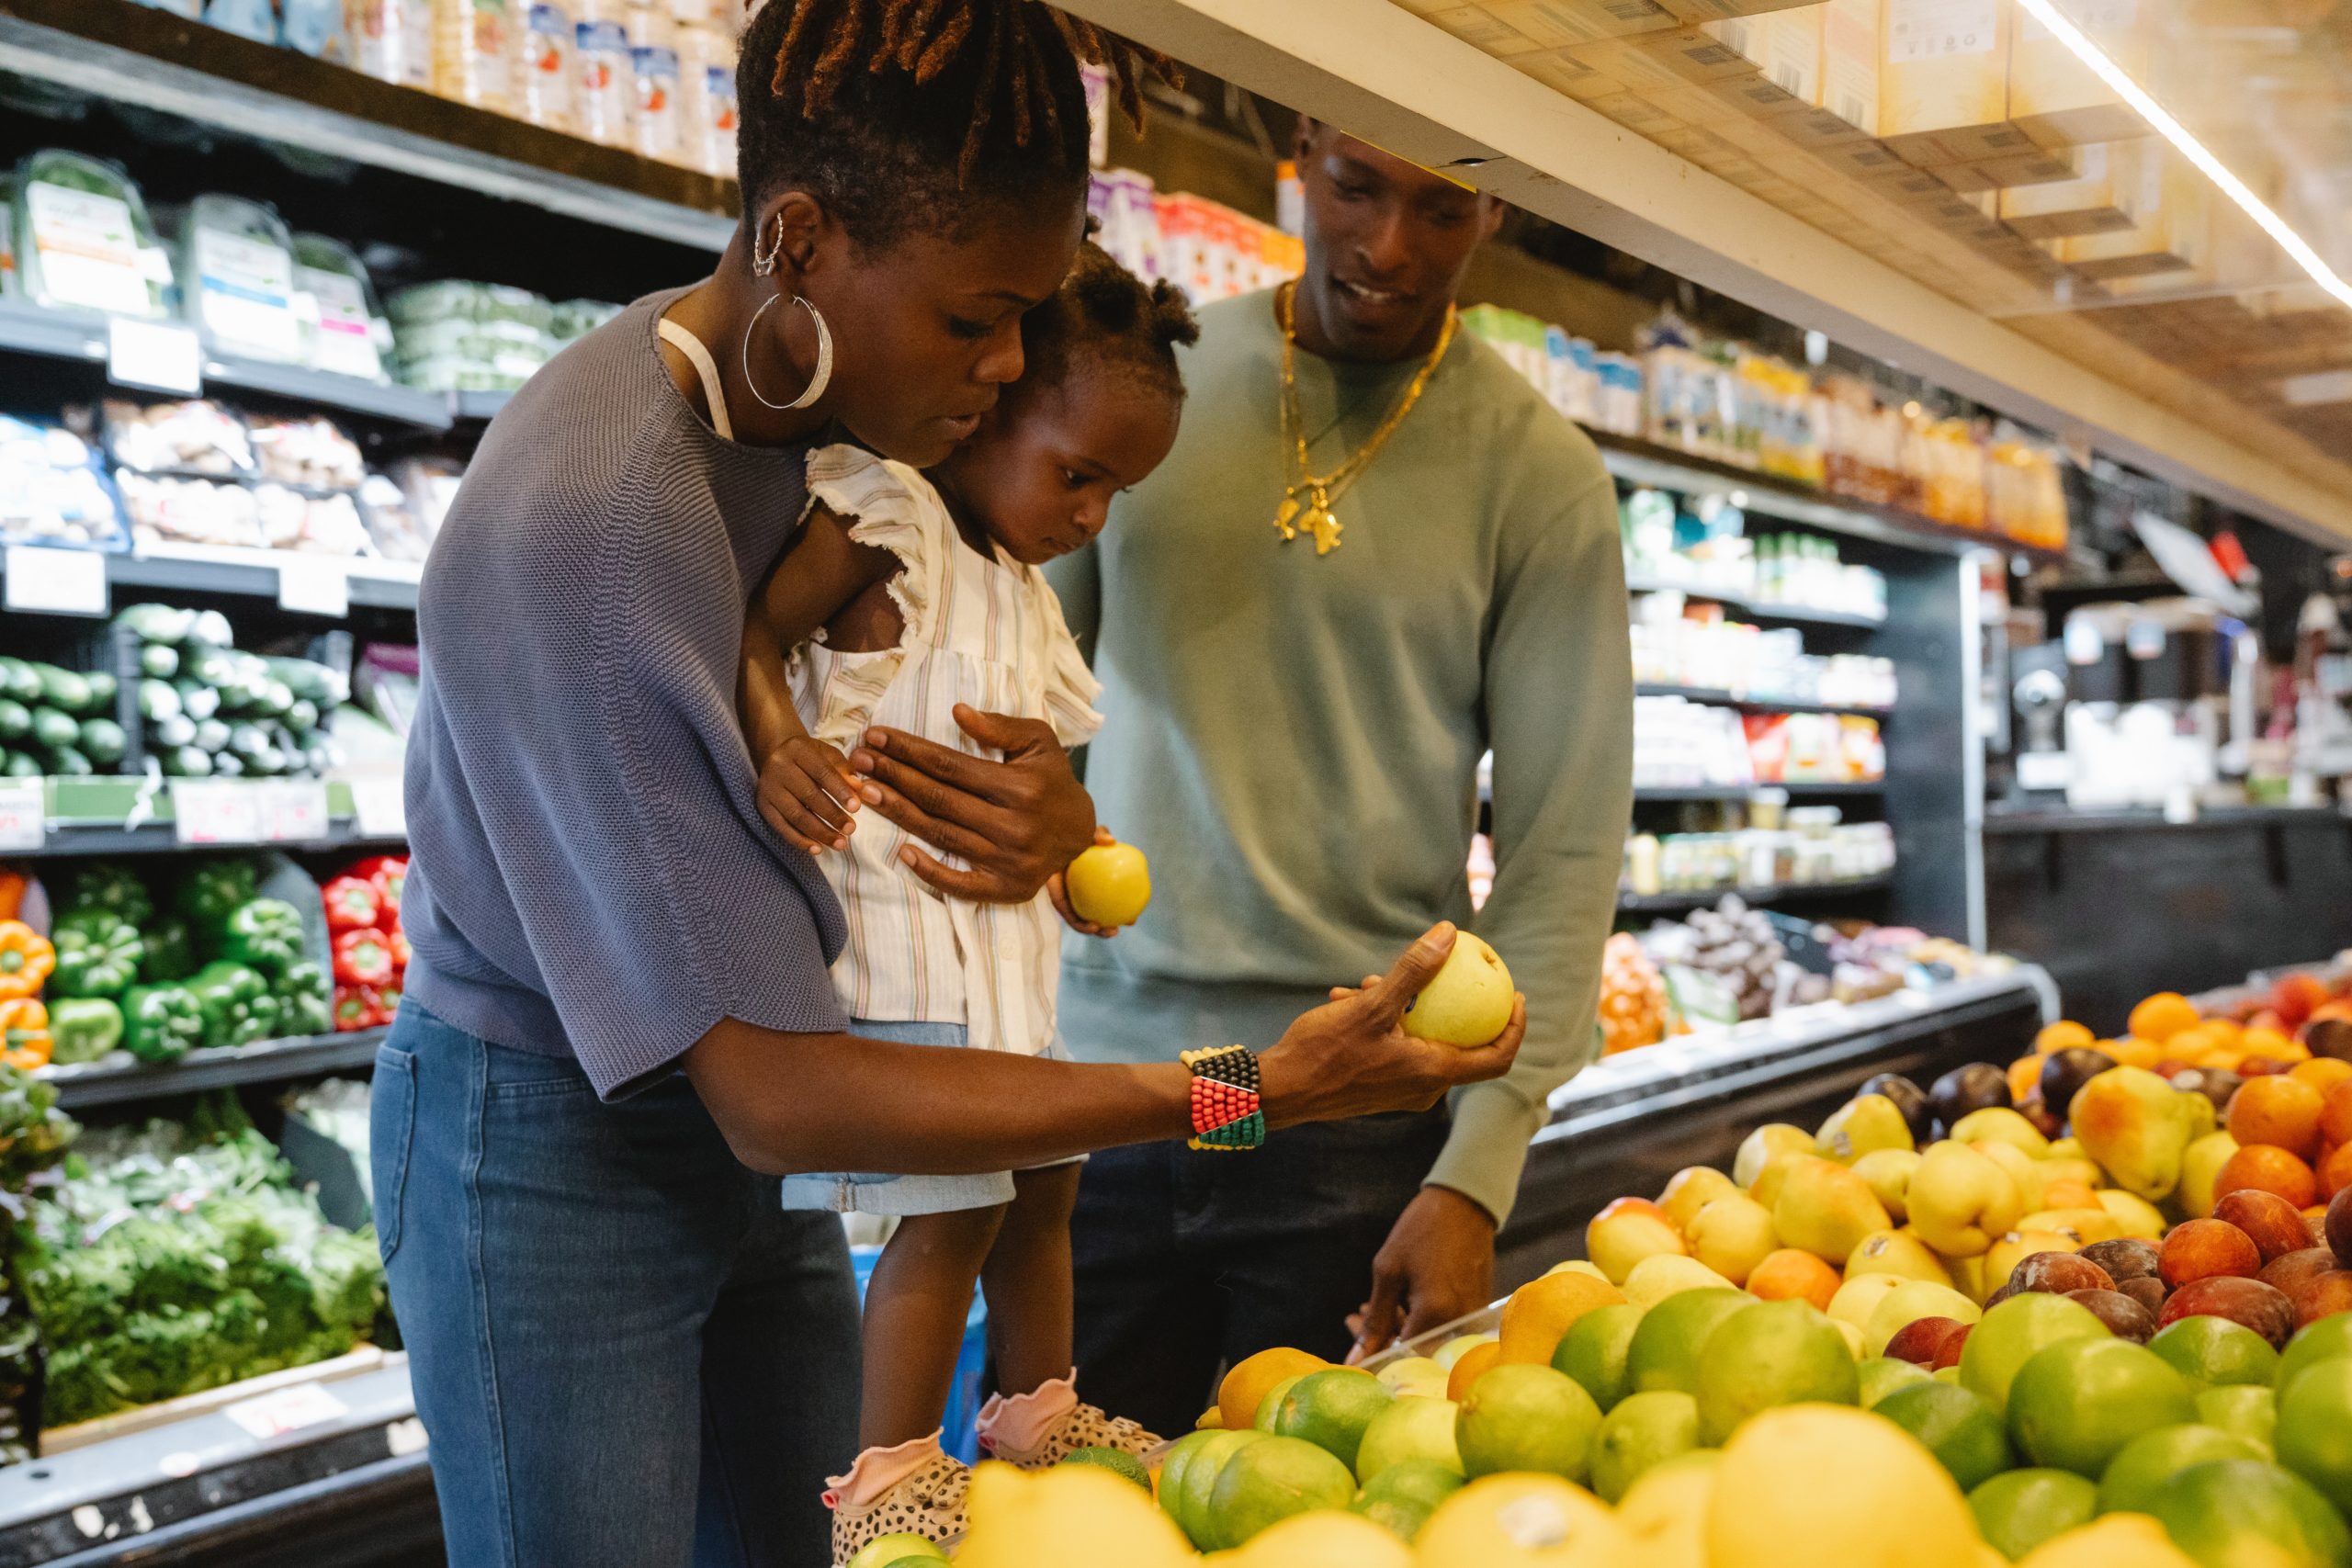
[1273, 280, 1458, 557]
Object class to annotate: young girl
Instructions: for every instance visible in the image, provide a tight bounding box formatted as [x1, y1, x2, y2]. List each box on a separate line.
[739, 243, 1198, 1562]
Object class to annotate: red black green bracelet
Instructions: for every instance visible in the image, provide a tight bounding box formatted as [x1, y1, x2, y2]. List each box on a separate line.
[1182, 1044, 1265, 1151]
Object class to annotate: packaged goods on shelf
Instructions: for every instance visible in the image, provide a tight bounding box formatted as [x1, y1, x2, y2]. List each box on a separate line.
[626, 6, 683, 163]
[290, 234, 394, 383]
[1634, 692, 1758, 788]
[10, 152, 175, 321]
[1746, 709, 1884, 783]
[175, 195, 305, 365]
[281, 0, 352, 60]
[98, 399, 254, 477]
[1628, 607, 1898, 706]
[1623, 492, 1892, 621]
[1458, 303, 1645, 436]
[1623, 817, 1896, 896]
[572, 0, 633, 147]
[676, 24, 740, 177]
[514, 0, 576, 131]
[0, 417, 125, 551]
[246, 414, 368, 491]
[203, 0, 279, 44]
[1085, 168, 1303, 305]
[389, 279, 556, 391]
[432, 0, 515, 114]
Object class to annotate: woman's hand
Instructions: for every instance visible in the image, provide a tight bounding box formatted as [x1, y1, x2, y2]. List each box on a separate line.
[755, 736, 864, 854]
[847, 704, 1097, 903]
[1047, 826, 1121, 938]
[1259, 924, 1525, 1131]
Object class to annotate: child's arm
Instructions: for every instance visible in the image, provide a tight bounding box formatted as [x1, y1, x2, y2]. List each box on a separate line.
[741, 504, 900, 854]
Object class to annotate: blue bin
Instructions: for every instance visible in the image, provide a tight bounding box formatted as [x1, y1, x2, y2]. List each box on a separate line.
[850, 1245, 989, 1464]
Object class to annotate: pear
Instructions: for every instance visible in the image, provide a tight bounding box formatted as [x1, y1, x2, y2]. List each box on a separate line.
[1908, 1142, 2026, 1258]
[1827, 1272, 1908, 1333]
[1815, 1095, 1916, 1162]
[1863, 1280, 1982, 1357]
[2068, 1066, 2204, 1201]
[1984, 1228, 2082, 1284]
[2094, 1188, 2167, 1240]
[1845, 1228, 1954, 1286]
[1750, 1150, 1820, 1211]
[1659, 1167, 1743, 1234]
[1950, 1107, 2051, 1157]
[1735, 1124, 1815, 1190]
[1972, 1141, 2046, 1212]
[1772, 1157, 1893, 1265]
[2015, 1207, 2121, 1247]
[1687, 1193, 1778, 1287]
[1852, 1148, 1923, 1222]
[2177, 1130, 2240, 1220]
[2038, 1156, 2105, 1193]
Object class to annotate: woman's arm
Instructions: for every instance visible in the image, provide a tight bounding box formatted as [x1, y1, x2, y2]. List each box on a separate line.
[684, 922, 1524, 1175]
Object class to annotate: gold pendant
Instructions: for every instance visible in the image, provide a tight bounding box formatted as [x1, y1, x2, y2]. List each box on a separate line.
[1306, 503, 1342, 555]
[1273, 493, 1302, 542]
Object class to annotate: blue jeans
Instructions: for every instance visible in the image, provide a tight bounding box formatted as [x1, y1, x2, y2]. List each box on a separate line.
[373, 1003, 861, 1567]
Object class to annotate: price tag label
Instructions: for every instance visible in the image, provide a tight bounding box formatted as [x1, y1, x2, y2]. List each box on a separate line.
[348, 776, 406, 839]
[223, 1382, 347, 1441]
[4, 546, 109, 617]
[258, 779, 331, 842]
[0, 779, 45, 853]
[277, 557, 351, 618]
[106, 316, 202, 396]
[171, 779, 264, 846]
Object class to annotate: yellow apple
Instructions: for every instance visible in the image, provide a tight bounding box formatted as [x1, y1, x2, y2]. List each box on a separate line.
[1400, 932, 1514, 1046]
[1064, 840, 1151, 927]
[1852, 1148, 1923, 1223]
[1908, 1143, 2027, 1258]
[1688, 1193, 1779, 1286]
[1844, 1229, 1953, 1286]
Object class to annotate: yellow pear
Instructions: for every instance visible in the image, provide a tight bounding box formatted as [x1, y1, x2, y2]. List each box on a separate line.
[1706, 1405, 1982, 1568]
[1623, 1254, 1739, 1312]
[1832, 1316, 1868, 1358]
[1863, 1280, 1983, 1357]
[2177, 1130, 2240, 1220]
[1587, 1199, 1687, 1285]
[1773, 1157, 1894, 1265]
[2017, 1207, 2122, 1247]
[1659, 1167, 1742, 1234]
[1971, 1141, 2046, 1212]
[1816, 1095, 1917, 1162]
[1417, 1474, 1636, 1567]
[2046, 1136, 2088, 1160]
[1688, 1193, 1779, 1286]
[2016, 1513, 2200, 1568]
[1908, 1143, 2027, 1258]
[2094, 1189, 2167, 1240]
[1948, 1252, 1993, 1305]
[1845, 1228, 1954, 1286]
[1545, 1259, 1614, 1283]
[1750, 1150, 1819, 1210]
[1827, 1272, 1908, 1333]
[1984, 1229, 2082, 1285]
[1852, 1148, 1923, 1223]
[1736, 1124, 1816, 1189]
[2069, 1066, 2201, 1202]
[954, 1462, 1194, 1568]
[2038, 1156, 2106, 1193]
[1950, 1107, 2051, 1157]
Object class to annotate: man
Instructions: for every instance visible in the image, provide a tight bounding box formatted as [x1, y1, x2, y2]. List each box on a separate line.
[1050, 119, 1634, 1432]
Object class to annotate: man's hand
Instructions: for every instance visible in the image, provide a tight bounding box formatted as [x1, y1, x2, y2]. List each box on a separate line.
[848, 705, 1096, 903]
[1257, 924, 1524, 1132]
[755, 736, 862, 854]
[1046, 826, 1122, 938]
[1348, 1186, 1498, 1361]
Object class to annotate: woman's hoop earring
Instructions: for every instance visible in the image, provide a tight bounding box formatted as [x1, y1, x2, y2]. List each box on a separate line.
[743, 293, 834, 412]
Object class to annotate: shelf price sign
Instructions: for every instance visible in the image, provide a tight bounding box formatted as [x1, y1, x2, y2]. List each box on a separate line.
[277, 557, 350, 618]
[106, 316, 202, 397]
[4, 545, 109, 617]
[0, 779, 45, 853]
[258, 780, 332, 843]
[170, 779, 265, 846]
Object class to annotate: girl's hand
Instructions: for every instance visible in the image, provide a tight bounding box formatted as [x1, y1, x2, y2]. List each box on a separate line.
[756, 736, 863, 854]
[1047, 826, 1120, 938]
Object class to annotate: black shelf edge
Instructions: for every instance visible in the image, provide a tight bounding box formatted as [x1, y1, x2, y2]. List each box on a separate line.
[0, 547, 420, 614]
[1618, 874, 1894, 913]
[1623, 572, 1888, 630]
[0, 0, 738, 251]
[1633, 682, 1893, 717]
[448, 389, 513, 424]
[28, 820, 407, 859]
[1634, 783, 1886, 802]
[42, 1026, 385, 1108]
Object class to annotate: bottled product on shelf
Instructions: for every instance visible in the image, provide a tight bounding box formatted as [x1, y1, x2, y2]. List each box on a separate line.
[1622, 489, 1891, 623]
[1087, 167, 1303, 306]
[1623, 817, 1895, 899]
[1629, 608, 1897, 709]
[1633, 693, 1884, 791]
[1458, 303, 1645, 438]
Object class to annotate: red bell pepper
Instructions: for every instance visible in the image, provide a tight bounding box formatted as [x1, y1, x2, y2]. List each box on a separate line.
[321, 874, 382, 933]
[332, 985, 374, 1032]
[334, 927, 396, 987]
[390, 929, 411, 974]
[361, 983, 397, 1025]
[350, 855, 406, 924]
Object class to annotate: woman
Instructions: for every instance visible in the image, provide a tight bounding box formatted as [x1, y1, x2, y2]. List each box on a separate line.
[379, 4, 1525, 1566]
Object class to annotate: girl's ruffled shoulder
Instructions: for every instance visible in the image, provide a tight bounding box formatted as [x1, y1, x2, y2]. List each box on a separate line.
[803, 443, 953, 643]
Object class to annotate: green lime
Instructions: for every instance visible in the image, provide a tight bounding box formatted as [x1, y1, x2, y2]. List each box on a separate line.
[1553, 1302, 1644, 1413]
[1694, 1300, 1860, 1445]
[2152, 1460, 2352, 1568]
[1057, 1445, 1151, 1492]
[2148, 1315, 2281, 1389]
[1171, 1428, 1266, 1548]
[843, 1534, 945, 1568]
[1358, 1457, 1466, 1511]
[2280, 1317, 2352, 1398]
[1966, 1469, 2098, 1562]
[1454, 1363, 1603, 1482]
[2096, 1425, 2263, 1516]
[2277, 1355, 2352, 1516]
[1589, 1389, 1701, 1505]
[1155, 1429, 1221, 1532]
[1271, 1368, 1394, 1472]
[2196, 1383, 2278, 1457]
[1353, 1396, 1462, 1485]
[1351, 1495, 1435, 1542]
[1624, 1288, 1751, 1397]
[1858, 1356, 1933, 1408]
[1873, 1381, 2015, 1492]
[1959, 1292, 2109, 1416]
[2007, 1338, 2195, 1477]
[1204, 1433, 1356, 1550]
[1254, 1373, 1306, 1431]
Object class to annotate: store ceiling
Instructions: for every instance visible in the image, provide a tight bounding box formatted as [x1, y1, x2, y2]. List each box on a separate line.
[1068, 0, 2352, 542]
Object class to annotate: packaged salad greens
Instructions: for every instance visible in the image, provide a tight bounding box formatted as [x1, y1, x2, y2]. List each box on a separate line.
[290, 234, 391, 382]
[179, 195, 303, 364]
[12, 152, 175, 319]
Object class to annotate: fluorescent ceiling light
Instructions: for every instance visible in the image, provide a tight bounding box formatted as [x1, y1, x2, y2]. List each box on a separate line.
[2013, 0, 2352, 314]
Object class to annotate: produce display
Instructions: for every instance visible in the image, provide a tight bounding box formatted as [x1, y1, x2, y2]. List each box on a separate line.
[0, 656, 125, 780]
[0, 416, 124, 551]
[387, 280, 617, 394]
[117, 601, 349, 779]
[21, 1095, 384, 1428]
[320, 852, 406, 1031]
[929, 973, 2352, 1566]
[9, 151, 173, 321]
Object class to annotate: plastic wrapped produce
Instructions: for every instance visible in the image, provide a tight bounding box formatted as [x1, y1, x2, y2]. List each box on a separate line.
[116, 472, 266, 550]
[548, 297, 621, 344]
[291, 235, 391, 382]
[13, 152, 174, 319]
[100, 400, 254, 476]
[246, 415, 367, 491]
[179, 196, 303, 364]
[0, 418, 124, 550]
[358, 473, 432, 562]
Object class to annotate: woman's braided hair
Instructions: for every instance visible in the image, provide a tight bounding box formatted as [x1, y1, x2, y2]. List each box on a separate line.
[738, 1, 1177, 248]
[1022, 240, 1200, 402]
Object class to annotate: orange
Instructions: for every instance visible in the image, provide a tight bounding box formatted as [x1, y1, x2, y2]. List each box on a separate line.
[2201, 1018, 2246, 1045]
[2106, 1038, 2160, 1070]
[1217, 1348, 1329, 1433]
[2007, 1056, 2043, 1102]
[2238, 1032, 2308, 1065]
[2291, 1058, 2352, 1096]
[2130, 993, 2202, 1043]
[2213, 1143, 2318, 1211]
[1447, 1341, 1502, 1403]
[2319, 1141, 2352, 1201]
[2227, 1076, 2326, 1161]
[2035, 1021, 2097, 1056]
[1496, 1270, 1625, 1366]
[1746, 1248, 1841, 1313]
[2324, 1083, 2352, 1149]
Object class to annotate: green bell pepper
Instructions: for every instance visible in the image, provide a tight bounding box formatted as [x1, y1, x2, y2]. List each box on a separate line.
[221, 898, 306, 980]
[175, 859, 259, 935]
[239, 991, 282, 1046]
[49, 912, 143, 1000]
[137, 915, 197, 984]
[120, 984, 204, 1064]
[276, 960, 331, 1037]
[189, 962, 266, 1048]
[46, 998, 123, 1065]
[59, 863, 154, 929]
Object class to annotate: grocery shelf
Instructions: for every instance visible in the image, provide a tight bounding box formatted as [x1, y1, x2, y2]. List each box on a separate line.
[1622, 572, 1886, 631]
[1617, 874, 1894, 914]
[40, 1028, 386, 1111]
[0, 0, 737, 252]
[447, 390, 513, 424]
[1634, 783, 1884, 803]
[20, 776, 405, 857]
[1632, 683, 1892, 718]
[0, 545, 421, 614]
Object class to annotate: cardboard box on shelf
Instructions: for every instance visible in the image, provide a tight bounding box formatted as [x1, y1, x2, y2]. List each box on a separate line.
[2008, 0, 2154, 149]
[1997, 141, 2145, 238]
[1819, 0, 1879, 130]
[1660, 0, 1815, 23]
[1936, 143, 2082, 192]
[1623, 23, 1762, 81]
[1701, 6, 1825, 116]
[1879, 0, 2032, 165]
[1418, 4, 1551, 52]
[1510, 45, 1620, 98]
[2048, 152, 2212, 282]
[1480, 0, 1680, 44]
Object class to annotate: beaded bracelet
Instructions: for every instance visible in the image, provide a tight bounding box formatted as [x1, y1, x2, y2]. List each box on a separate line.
[1182, 1044, 1265, 1151]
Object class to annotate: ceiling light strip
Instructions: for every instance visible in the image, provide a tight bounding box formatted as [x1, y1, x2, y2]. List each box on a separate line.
[2010, 0, 2352, 313]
